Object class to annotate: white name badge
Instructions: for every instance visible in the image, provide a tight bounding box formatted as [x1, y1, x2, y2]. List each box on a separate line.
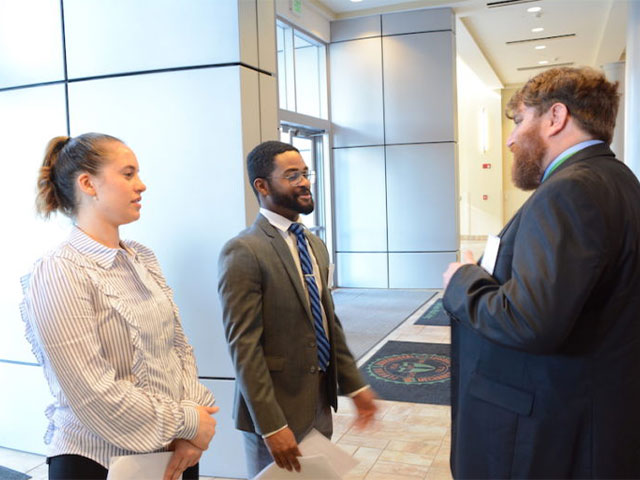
[328, 263, 335, 289]
[480, 234, 501, 276]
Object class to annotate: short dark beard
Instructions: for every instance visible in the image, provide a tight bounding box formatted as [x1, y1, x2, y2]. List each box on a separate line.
[511, 124, 547, 191]
[268, 183, 314, 215]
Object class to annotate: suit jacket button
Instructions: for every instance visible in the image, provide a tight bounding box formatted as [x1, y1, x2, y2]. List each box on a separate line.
[310, 365, 317, 373]
[309, 341, 316, 347]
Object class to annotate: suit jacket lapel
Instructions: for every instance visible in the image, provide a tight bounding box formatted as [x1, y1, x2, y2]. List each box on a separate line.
[256, 215, 313, 322]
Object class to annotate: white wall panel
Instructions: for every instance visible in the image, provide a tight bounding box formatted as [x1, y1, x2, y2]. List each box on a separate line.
[68, 67, 249, 378]
[382, 8, 454, 36]
[386, 143, 458, 251]
[0, 0, 64, 89]
[336, 253, 387, 288]
[330, 15, 381, 43]
[0, 85, 70, 363]
[199, 379, 247, 479]
[64, 0, 243, 79]
[0, 363, 50, 453]
[383, 31, 456, 144]
[334, 147, 387, 252]
[389, 252, 456, 289]
[329, 38, 384, 148]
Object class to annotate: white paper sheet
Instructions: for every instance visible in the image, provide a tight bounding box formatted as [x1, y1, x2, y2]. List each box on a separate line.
[298, 429, 358, 477]
[253, 429, 359, 479]
[480, 234, 501, 276]
[254, 454, 341, 479]
[107, 451, 181, 480]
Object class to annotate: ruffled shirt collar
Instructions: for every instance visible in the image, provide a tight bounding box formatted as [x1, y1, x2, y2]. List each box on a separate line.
[68, 226, 134, 269]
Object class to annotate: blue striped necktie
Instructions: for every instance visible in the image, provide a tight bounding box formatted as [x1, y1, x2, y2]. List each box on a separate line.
[289, 222, 331, 371]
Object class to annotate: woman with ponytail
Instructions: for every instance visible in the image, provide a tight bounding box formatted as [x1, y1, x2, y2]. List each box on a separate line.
[21, 133, 218, 480]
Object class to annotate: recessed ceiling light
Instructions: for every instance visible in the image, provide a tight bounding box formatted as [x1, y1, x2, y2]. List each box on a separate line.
[535, 45, 546, 50]
[527, 6, 542, 13]
[532, 27, 544, 33]
[539, 60, 549, 65]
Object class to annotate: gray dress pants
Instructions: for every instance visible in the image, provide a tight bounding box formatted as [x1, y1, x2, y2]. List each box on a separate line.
[242, 372, 333, 479]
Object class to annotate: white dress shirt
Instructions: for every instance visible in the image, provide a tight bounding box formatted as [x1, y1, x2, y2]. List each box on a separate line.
[259, 208, 329, 335]
[20, 227, 214, 467]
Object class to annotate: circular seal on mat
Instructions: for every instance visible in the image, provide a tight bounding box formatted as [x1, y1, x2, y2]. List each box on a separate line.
[366, 353, 450, 385]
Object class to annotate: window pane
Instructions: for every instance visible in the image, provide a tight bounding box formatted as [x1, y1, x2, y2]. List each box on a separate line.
[292, 136, 317, 229]
[294, 32, 321, 117]
[276, 21, 295, 111]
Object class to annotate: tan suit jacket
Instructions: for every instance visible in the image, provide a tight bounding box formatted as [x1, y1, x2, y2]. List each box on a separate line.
[218, 214, 365, 437]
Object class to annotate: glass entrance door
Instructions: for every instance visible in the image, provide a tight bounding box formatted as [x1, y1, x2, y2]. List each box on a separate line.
[280, 125, 326, 241]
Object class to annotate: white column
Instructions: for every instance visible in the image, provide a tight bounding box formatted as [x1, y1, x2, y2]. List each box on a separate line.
[625, 0, 640, 179]
[602, 61, 625, 159]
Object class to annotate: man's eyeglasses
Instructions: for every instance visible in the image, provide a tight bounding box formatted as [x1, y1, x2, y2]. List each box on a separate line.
[271, 170, 316, 185]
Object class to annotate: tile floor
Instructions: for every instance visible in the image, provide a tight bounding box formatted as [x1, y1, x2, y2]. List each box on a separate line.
[1, 279, 465, 480]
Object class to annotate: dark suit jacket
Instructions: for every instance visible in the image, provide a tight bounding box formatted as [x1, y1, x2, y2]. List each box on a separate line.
[218, 214, 365, 438]
[444, 144, 640, 478]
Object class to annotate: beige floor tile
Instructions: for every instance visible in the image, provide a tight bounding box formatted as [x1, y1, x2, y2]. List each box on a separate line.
[338, 443, 359, 456]
[404, 414, 449, 427]
[378, 449, 434, 467]
[368, 459, 429, 477]
[409, 403, 450, 418]
[352, 446, 383, 467]
[381, 403, 414, 422]
[364, 472, 424, 480]
[425, 463, 454, 480]
[338, 434, 390, 450]
[367, 422, 448, 442]
[386, 439, 442, 457]
[343, 461, 371, 480]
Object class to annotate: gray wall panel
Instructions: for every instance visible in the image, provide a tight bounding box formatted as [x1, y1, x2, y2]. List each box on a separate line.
[383, 31, 455, 144]
[329, 38, 384, 148]
[0, 0, 64, 88]
[330, 15, 381, 42]
[337, 253, 388, 288]
[64, 0, 244, 79]
[334, 147, 387, 252]
[389, 252, 456, 289]
[257, 0, 277, 74]
[199, 379, 247, 479]
[386, 143, 458, 251]
[68, 67, 248, 379]
[382, 8, 454, 36]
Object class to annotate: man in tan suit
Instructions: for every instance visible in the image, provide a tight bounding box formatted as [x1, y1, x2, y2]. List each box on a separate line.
[218, 141, 377, 478]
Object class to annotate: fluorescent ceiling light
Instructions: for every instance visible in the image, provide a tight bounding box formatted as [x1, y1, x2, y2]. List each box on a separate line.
[538, 60, 549, 65]
[532, 27, 544, 33]
[535, 45, 546, 50]
[527, 7, 542, 13]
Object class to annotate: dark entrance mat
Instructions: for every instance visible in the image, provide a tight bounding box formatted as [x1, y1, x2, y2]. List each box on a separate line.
[414, 298, 450, 326]
[0, 466, 31, 480]
[359, 341, 450, 405]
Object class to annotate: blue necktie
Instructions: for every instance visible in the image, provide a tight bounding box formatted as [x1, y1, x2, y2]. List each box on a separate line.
[289, 222, 331, 371]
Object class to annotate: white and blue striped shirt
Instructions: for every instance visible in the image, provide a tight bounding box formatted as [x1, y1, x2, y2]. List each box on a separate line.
[19, 227, 214, 468]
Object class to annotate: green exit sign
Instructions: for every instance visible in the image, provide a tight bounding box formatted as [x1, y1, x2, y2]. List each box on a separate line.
[291, 0, 302, 16]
